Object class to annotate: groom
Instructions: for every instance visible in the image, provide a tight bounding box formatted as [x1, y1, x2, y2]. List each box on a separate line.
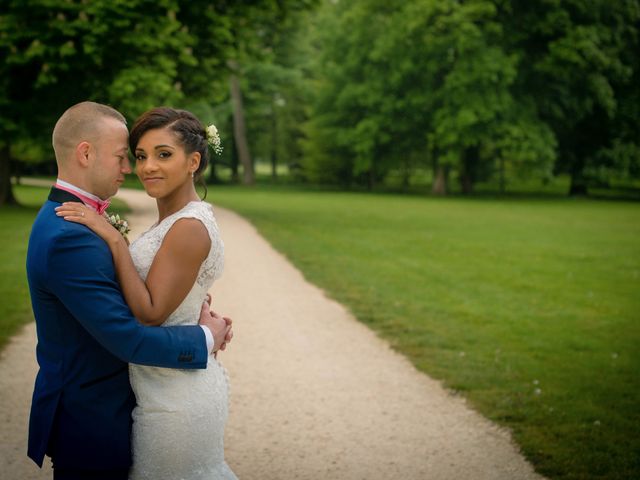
[26, 101, 232, 480]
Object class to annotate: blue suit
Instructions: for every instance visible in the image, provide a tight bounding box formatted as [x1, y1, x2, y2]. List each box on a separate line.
[26, 188, 209, 471]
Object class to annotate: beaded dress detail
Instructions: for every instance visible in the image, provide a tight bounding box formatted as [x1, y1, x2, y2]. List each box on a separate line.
[128, 201, 236, 480]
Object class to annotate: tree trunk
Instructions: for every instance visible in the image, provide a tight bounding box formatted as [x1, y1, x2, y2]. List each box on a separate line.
[401, 159, 410, 191]
[499, 155, 506, 194]
[459, 146, 478, 195]
[270, 149, 277, 180]
[228, 119, 239, 183]
[431, 164, 448, 195]
[14, 157, 21, 185]
[569, 159, 588, 196]
[271, 108, 278, 180]
[207, 157, 219, 184]
[0, 143, 17, 206]
[569, 175, 589, 197]
[228, 60, 254, 185]
[460, 172, 474, 194]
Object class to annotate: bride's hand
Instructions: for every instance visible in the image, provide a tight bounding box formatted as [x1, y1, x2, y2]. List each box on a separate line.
[55, 202, 121, 244]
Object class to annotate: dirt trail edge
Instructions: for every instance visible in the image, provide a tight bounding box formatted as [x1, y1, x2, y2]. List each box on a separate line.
[0, 187, 545, 480]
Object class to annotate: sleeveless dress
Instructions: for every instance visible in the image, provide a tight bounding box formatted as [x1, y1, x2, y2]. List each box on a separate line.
[127, 201, 237, 480]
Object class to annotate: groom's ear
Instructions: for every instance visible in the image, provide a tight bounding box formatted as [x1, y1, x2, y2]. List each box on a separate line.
[75, 141, 91, 167]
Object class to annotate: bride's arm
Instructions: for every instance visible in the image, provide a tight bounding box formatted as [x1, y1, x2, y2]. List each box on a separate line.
[56, 203, 210, 326]
[108, 218, 210, 325]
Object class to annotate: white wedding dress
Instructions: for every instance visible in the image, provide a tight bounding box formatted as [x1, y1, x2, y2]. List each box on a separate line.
[128, 201, 237, 480]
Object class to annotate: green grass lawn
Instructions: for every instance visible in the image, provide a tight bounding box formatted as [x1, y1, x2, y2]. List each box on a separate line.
[208, 185, 640, 480]
[0, 184, 130, 350]
[0, 188, 44, 349]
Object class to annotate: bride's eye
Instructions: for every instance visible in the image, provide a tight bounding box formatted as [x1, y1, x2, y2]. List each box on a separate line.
[135, 154, 146, 161]
[159, 151, 172, 159]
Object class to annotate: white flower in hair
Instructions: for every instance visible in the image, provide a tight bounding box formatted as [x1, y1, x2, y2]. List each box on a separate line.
[206, 124, 223, 155]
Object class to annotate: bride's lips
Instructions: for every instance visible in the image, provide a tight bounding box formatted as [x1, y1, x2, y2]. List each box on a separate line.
[142, 177, 163, 184]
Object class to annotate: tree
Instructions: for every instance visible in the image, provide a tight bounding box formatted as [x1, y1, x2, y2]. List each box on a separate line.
[181, 0, 316, 185]
[240, 6, 316, 181]
[499, 0, 640, 195]
[0, 0, 318, 198]
[303, 0, 405, 188]
[303, 0, 556, 193]
[0, 0, 198, 205]
[414, 1, 554, 194]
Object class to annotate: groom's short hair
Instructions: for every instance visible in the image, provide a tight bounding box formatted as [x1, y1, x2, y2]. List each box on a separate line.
[52, 101, 127, 161]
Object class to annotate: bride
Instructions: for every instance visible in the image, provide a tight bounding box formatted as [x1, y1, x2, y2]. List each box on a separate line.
[56, 107, 237, 479]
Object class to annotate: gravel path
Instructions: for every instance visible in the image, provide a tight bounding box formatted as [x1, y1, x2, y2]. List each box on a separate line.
[0, 187, 545, 480]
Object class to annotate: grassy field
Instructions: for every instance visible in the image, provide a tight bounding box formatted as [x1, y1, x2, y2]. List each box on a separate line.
[207, 185, 640, 480]
[0, 184, 130, 350]
[0, 188, 43, 349]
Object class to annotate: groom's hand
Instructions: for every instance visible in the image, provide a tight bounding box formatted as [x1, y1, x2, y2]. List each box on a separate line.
[198, 301, 232, 353]
[202, 294, 234, 352]
[218, 316, 233, 352]
[213, 315, 233, 355]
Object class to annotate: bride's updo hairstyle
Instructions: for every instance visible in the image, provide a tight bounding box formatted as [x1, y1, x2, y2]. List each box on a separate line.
[129, 107, 210, 197]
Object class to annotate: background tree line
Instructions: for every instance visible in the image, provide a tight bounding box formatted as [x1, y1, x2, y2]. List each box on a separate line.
[1, 0, 639, 205]
[301, 0, 640, 195]
[0, 0, 314, 204]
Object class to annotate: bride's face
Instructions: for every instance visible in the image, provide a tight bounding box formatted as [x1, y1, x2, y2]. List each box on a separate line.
[133, 127, 200, 199]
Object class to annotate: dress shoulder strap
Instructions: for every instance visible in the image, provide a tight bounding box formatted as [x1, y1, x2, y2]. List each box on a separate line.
[157, 201, 217, 238]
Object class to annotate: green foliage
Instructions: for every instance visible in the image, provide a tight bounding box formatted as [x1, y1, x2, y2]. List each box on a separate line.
[300, 0, 640, 194]
[1, 0, 193, 129]
[0, 0, 198, 179]
[1, 0, 638, 197]
[241, 14, 314, 175]
[302, 0, 561, 192]
[302, 0, 400, 187]
[219, 1, 318, 182]
[210, 185, 640, 479]
[499, 0, 640, 193]
[0, 0, 317, 194]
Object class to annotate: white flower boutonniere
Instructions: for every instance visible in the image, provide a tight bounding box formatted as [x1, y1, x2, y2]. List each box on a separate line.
[107, 213, 130, 242]
[206, 124, 223, 155]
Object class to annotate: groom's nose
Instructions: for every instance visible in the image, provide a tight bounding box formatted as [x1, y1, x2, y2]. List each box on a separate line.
[121, 156, 132, 174]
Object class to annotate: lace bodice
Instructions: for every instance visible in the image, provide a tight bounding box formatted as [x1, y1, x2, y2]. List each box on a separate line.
[129, 201, 224, 326]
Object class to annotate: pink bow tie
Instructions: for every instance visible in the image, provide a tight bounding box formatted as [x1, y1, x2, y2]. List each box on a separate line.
[97, 200, 110, 215]
[54, 183, 111, 214]
[86, 197, 111, 215]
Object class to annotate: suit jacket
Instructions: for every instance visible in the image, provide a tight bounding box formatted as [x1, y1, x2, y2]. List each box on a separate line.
[26, 188, 209, 469]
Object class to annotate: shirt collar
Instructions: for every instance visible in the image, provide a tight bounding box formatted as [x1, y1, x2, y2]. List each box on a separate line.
[54, 179, 111, 214]
[55, 179, 105, 204]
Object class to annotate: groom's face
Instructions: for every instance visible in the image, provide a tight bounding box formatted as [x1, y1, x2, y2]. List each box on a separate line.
[88, 118, 131, 199]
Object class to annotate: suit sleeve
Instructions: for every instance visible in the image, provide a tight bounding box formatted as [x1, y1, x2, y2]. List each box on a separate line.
[47, 225, 208, 369]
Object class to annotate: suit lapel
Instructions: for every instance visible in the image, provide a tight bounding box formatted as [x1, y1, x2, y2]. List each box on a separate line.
[48, 187, 83, 204]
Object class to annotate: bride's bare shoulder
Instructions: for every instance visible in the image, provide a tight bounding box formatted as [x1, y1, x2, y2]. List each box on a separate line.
[162, 217, 211, 260]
